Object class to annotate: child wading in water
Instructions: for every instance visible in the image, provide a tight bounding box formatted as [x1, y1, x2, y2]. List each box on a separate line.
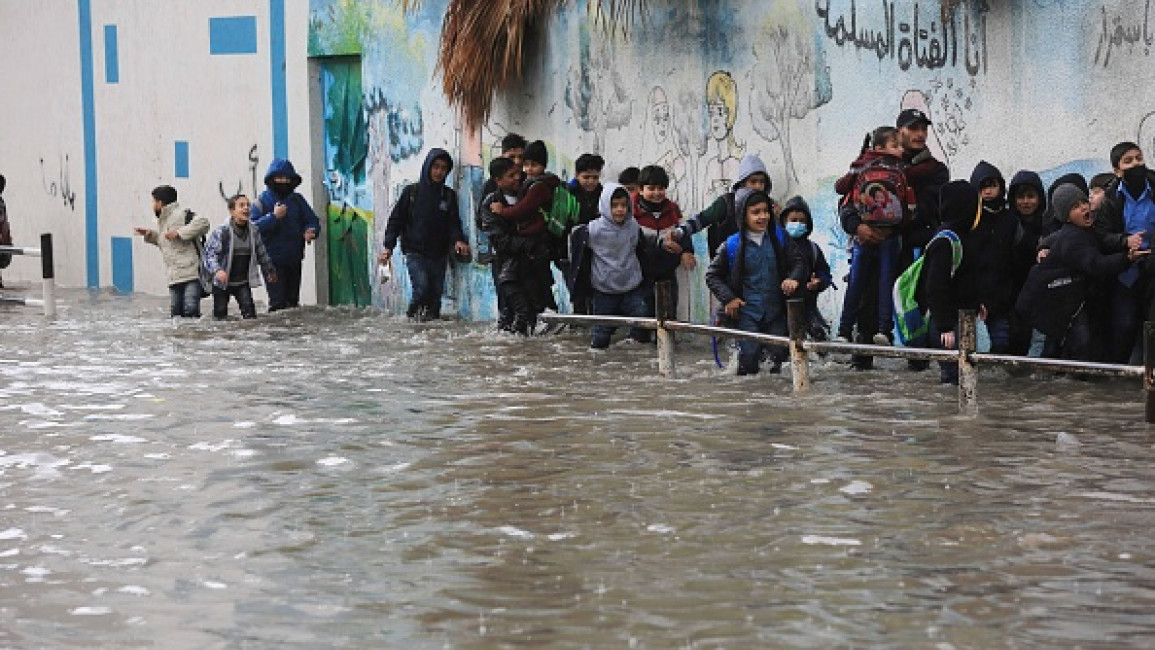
[705, 188, 808, 375]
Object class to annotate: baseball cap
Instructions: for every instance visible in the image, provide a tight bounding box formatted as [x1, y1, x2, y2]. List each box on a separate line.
[896, 108, 932, 129]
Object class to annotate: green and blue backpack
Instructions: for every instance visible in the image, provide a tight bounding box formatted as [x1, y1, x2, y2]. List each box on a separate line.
[891, 230, 962, 345]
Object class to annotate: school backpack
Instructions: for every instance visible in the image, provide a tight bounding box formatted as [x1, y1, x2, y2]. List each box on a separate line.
[852, 158, 914, 226]
[891, 230, 962, 345]
[540, 184, 580, 238]
[183, 210, 211, 298]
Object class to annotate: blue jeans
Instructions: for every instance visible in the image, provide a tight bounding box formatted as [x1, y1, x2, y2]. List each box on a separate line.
[736, 308, 787, 375]
[590, 285, 652, 348]
[405, 252, 448, 318]
[985, 315, 1011, 355]
[169, 280, 202, 318]
[838, 237, 899, 339]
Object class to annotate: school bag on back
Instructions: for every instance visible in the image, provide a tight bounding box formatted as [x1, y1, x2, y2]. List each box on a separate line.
[853, 158, 914, 226]
[891, 230, 962, 345]
[540, 184, 580, 238]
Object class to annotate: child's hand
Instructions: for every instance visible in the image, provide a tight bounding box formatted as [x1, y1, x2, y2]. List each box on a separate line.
[164, 230, 179, 241]
[680, 251, 696, 270]
[941, 330, 956, 350]
[1037, 248, 1049, 263]
[806, 274, 823, 291]
[1127, 232, 1144, 250]
[781, 278, 799, 295]
[490, 202, 504, 214]
[662, 230, 683, 253]
[215, 270, 228, 284]
[133, 227, 149, 236]
[724, 298, 746, 319]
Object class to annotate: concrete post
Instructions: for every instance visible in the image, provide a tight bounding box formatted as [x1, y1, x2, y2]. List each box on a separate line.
[787, 298, 809, 392]
[40, 233, 56, 319]
[958, 309, 978, 416]
[655, 281, 675, 378]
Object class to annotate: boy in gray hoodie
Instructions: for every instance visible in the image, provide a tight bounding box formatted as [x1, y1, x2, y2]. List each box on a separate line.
[570, 183, 660, 349]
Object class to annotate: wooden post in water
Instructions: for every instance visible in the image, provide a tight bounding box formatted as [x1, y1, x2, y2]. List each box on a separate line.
[786, 298, 809, 392]
[1145, 322, 1155, 424]
[958, 310, 978, 416]
[655, 281, 675, 378]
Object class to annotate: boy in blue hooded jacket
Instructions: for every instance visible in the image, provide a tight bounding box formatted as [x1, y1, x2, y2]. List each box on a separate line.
[379, 148, 470, 321]
[252, 158, 321, 312]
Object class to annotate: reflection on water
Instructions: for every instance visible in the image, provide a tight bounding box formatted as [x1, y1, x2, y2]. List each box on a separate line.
[2, 290, 1155, 648]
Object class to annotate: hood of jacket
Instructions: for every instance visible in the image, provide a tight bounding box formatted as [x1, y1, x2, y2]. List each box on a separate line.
[597, 182, 630, 221]
[263, 158, 302, 190]
[969, 160, 1005, 196]
[735, 188, 772, 233]
[1008, 170, 1047, 217]
[420, 148, 454, 187]
[779, 195, 812, 233]
[732, 155, 770, 193]
[939, 180, 981, 233]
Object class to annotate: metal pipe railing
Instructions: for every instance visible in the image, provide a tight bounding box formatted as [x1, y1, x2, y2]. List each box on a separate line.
[0, 233, 56, 317]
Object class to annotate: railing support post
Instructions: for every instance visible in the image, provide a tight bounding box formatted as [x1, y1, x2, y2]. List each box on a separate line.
[40, 233, 56, 319]
[787, 298, 810, 392]
[958, 309, 978, 416]
[1145, 322, 1155, 424]
[655, 281, 675, 378]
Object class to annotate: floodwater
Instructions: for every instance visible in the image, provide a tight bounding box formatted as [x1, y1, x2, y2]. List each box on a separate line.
[2, 289, 1155, 649]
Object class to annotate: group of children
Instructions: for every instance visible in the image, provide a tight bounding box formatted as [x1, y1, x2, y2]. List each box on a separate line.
[136, 159, 318, 319]
[444, 107, 1155, 380]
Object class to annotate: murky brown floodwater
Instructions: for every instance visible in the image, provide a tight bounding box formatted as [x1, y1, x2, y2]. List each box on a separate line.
[2, 289, 1155, 649]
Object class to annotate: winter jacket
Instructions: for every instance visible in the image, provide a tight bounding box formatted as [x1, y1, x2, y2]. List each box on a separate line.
[496, 173, 561, 236]
[678, 155, 776, 255]
[967, 161, 1021, 318]
[900, 148, 950, 249]
[252, 158, 321, 265]
[203, 220, 276, 289]
[1017, 223, 1130, 338]
[567, 179, 602, 227]
[917, 181, 981, 334]
[142, 202, 210, 287]
[1041, 173, 1089, 238]
[382, 148, 465, 258]
[1007, 170, 1048, 289]
[781, 196, 832, 325]
[479, 189, 550, 286]
[634, 196, 693, 281]
[705, 190, 808, 319]
[568, 183, 661, 296]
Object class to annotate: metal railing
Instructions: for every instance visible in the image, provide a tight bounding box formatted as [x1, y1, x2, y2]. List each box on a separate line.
[540, 281, 1155, 422]
[0, 233, 57, 317]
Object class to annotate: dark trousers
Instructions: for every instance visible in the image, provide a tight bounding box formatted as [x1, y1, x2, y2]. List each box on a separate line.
[405, 252, 448, 318]
[590, 285, 652, 348]
[838, 237, 899, 339]
[213, 284, 257, 319]
[1108, 280, 1141, 364]
[266, 261, 303, 312]
[168, 280, 202, 318]
[736, 308, 787, 375]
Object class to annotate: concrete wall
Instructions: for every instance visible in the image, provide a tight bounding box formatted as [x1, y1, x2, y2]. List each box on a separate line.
[0, 0, 316, 303]
[307, 0, 1155, 325]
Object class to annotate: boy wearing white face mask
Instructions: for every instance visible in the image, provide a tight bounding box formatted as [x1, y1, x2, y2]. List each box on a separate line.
[780, 196, 833, 342]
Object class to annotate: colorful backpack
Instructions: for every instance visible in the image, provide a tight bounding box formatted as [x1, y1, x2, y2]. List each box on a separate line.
[541, 185, 580, 238]
[853, 159, 914, 226]
[891, 230, 962, 345]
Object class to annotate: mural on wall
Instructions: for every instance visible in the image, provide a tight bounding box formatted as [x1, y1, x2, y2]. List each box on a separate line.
[747, 1, 833, 194]
[641, 86, 693, 206]
[564, 23, 634, 156]
[699, 71, 746, 209]
[321, 60, 372, 308]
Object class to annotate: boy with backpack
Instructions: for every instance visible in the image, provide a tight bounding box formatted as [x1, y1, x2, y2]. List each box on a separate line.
[134, 185, 211, 318]
[668, 154, 774, 257]
[894, 181, 981, 384]
[834, 126, 914, 347]
[634, 165, 695, 319]
[379, 148, 470, 321]
[779, 197, 833, 341]
[705, 188, 808, 375]
[203, 194, 277, 319]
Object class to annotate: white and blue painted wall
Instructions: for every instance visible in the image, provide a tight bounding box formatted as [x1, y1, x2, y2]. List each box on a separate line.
[0, 1, 315, 300]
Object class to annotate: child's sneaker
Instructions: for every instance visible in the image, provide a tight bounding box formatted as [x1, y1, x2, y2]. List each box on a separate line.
[872, 332, 892, 346]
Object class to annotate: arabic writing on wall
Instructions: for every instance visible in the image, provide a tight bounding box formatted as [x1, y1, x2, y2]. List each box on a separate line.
[815, 0, 989, 77]
[1094, 0, 1153, 67]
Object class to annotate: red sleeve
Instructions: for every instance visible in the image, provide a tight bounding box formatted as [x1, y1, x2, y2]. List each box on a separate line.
[500, 177, 558, 222]
[835, 171, 857, 196]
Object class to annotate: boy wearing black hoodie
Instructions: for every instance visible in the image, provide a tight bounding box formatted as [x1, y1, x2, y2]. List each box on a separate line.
[780, 197, 832, 341]
[380, 148, 470, 321]
[919, 181, 982, 384]
[1006, 169, 1048, 356]
[705, 188, 808, 375]
[252, 158, 322, 311]
[968, 161, 1019, 354]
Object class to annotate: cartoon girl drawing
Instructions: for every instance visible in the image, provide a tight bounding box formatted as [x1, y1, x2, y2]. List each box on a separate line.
[701, 71, 744, 208]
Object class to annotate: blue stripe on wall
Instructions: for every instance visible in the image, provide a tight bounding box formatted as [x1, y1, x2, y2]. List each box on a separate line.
[175, 141, 189, 178]
[104, 25, 119, 83]
[209, 16, 258, 55]
[79, 0, 99, 288]
[111, 237, 133, 294]
[270, 0, 288, 158]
